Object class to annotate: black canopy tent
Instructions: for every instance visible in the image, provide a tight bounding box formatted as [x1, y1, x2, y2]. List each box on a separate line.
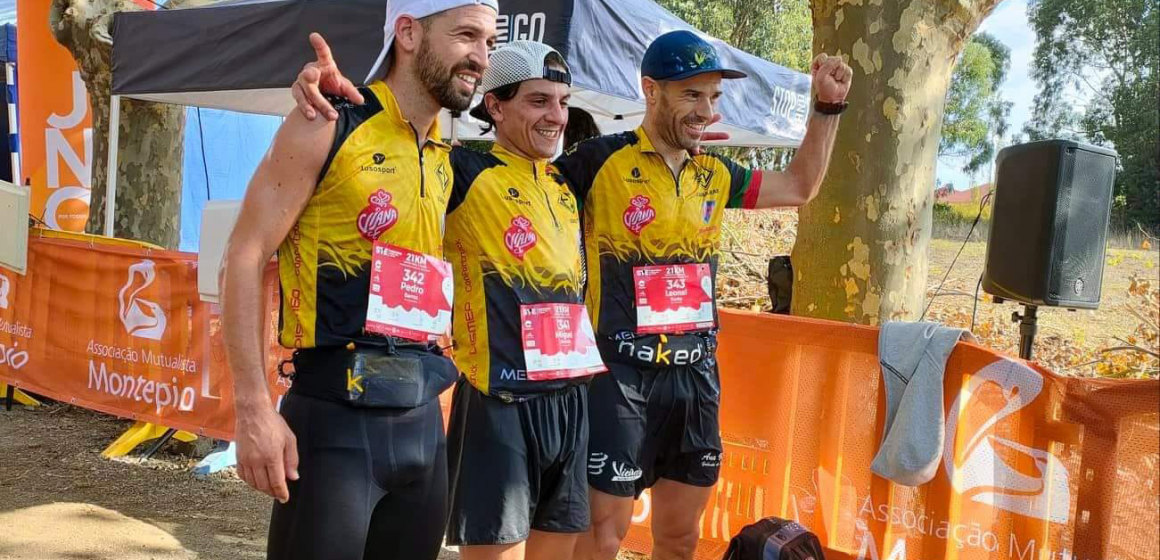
[106, 0, 811, 234]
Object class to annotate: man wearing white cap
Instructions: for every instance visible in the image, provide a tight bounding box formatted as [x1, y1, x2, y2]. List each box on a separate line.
[222, 1, 496, 559]
[440, 40, 601, 560]
[303, 38, 598, 560]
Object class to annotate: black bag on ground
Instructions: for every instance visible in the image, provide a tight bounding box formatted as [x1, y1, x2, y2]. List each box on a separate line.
[722, 517, 825, 560]
[767, 256, 793, 314]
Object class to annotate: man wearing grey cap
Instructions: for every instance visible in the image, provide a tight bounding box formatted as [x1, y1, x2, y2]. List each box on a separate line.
[440, 41, 600, 560]
[222, 1, 497, 559]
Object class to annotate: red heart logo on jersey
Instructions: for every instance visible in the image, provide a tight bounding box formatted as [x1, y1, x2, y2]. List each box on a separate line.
[622, 195, 656, 235]
[504, 216, 538, 260]
[357, 189, 399, 241]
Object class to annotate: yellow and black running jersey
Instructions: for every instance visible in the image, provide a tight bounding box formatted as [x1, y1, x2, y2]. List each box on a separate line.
[444, 144, 587, 399]
[552, 126, 761, 339]
[277, 81, 453, 349]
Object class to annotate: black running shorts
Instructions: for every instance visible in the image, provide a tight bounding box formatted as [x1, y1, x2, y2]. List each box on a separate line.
[265, 391, 448, 560]
[446, 378, 591, 545]
[585, 357, 724, 498]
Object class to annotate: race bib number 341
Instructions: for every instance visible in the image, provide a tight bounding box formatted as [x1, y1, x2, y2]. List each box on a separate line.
[366, 243, 453, 341]
[633, 263, 715, 334]
[521, 303, 606, 380]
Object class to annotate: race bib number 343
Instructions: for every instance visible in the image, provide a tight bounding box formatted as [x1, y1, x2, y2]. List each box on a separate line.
[366, 243, 453, 341]
[633, 263, 715, 334]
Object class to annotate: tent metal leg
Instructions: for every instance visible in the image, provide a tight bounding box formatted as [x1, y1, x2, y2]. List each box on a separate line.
[141, 428, 178, 459]
[105, 95, 121, 238]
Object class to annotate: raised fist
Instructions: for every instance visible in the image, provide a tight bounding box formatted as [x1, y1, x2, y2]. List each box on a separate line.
[810, 53, 853, 104]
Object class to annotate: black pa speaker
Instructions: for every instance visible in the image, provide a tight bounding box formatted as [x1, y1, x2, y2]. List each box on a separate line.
[982, 139, 1118, 309]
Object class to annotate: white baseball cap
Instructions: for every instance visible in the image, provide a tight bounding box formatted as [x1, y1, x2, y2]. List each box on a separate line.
[364, 0, 500, 83]
[478, 40, 572, 95]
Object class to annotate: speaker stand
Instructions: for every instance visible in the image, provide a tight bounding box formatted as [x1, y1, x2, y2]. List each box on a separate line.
[1011, 304, 1039, 360]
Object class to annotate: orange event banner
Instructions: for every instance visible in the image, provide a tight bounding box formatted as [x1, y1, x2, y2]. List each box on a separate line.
[0, 233, 288, 439]
[0, 235, 1156, 560]
[16, 0, 95, 231]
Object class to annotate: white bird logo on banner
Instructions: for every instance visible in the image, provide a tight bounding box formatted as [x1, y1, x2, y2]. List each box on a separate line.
[119, 260, 168, 341]
[943, 358, 1071, 523]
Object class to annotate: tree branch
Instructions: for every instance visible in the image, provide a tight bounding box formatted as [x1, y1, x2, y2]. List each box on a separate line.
[47, 0, 72, 46]
[91, 12, 115, 47]
[1102, 344, 1160, 359]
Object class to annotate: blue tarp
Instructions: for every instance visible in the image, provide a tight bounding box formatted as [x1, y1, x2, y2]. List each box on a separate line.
[178, 107, 280, 252]
[1, 24, 15, 63]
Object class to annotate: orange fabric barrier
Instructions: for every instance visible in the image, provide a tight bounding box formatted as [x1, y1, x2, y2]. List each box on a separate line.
[624, 312, 1159, 560]
[0, 234, 288, 439]
[1, 235, 1157, 560]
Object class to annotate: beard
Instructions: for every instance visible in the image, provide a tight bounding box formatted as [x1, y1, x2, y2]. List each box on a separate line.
[415, 36, 481, 112]
[657, 93, 704, 151]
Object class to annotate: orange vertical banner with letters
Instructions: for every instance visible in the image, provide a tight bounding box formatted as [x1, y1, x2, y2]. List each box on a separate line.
[16, 0, 94, 231]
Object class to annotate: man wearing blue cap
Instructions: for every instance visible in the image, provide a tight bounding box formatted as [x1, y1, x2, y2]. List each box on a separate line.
[552, 30, 851, 560]
[292, 27, 851, 560]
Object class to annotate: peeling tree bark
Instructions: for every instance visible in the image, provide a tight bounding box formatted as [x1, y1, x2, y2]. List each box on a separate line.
[790, 0, 1000, 325]
[49, 0, 211, 249]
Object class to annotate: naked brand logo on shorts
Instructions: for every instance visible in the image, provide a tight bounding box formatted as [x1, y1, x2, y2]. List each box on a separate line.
[700, 452, 722, 468]
[616, 333, 704, 366]
[361, 153, 396, 174]
[357, 189, 399, 241]
[588, 452, 608, 476]
[622, 195, 656, 235]
[611, 461, 643, 482]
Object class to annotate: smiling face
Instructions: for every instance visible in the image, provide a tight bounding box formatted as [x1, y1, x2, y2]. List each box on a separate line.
[644, 72, 724, 151]
[490, 78, 571, 160]
[413, 5, 497, 111]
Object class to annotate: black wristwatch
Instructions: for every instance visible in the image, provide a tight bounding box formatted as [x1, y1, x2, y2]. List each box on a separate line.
[814, 99, 848, 115]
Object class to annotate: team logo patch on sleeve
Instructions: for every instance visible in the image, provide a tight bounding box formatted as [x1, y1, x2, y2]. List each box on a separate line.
[623, 195, 656, 235]
[702, 200, 716, 223]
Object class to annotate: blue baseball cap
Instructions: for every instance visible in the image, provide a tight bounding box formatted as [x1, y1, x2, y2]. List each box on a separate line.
[640, 30, 747, 81]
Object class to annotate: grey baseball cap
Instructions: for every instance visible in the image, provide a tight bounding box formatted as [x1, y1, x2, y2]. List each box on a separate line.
[477, 40, 572, 95]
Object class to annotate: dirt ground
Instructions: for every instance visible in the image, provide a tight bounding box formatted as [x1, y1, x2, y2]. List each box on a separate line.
[0, 402, 614, 560]
[0, 403, 271, 560]
[1, 233, 1155, 560]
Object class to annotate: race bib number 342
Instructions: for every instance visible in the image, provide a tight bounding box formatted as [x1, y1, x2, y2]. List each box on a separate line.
[366, 243, 453, 341]
[633, 263, 715, 334]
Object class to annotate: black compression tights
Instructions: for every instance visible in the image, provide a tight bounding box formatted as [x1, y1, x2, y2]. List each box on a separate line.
[266, 393, 449, 560]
